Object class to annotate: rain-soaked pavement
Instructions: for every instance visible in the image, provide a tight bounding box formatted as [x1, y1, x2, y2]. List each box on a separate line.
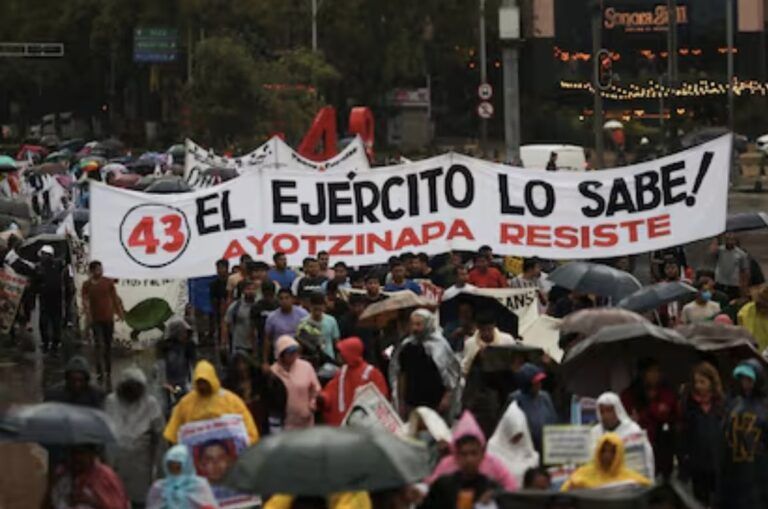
[1, 190, 767, 405]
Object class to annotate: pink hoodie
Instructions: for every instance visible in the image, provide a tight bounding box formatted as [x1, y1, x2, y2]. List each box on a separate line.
[426, 410, 519, 491]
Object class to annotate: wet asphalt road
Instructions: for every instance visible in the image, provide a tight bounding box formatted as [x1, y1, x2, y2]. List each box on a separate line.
[1, 190, 767, 406]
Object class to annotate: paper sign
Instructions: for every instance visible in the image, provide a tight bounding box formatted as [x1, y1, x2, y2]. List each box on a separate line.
[542, 425, 593, 465]
[0, 268, 27, 334]
[623, 431, 651, 479]
[178, 414, 260, 508]
[342, 382, 404, 434]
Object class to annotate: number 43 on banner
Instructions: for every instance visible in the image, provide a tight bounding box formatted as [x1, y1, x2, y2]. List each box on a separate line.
[120, 205, 191, 268]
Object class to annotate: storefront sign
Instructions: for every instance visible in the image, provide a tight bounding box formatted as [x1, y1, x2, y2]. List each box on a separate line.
[604, 5, 688, 33]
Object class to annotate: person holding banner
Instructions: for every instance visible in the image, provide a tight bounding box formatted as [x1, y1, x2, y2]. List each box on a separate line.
[561, 433, 651, 491]
[468, 255, 507, 289]
[163, 360, 259, 445]
[389, 309, 461, 420]
[320, 337, 389, 426]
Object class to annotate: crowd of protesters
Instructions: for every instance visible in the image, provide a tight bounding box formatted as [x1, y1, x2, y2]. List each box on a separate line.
[5, 231, 768, 509]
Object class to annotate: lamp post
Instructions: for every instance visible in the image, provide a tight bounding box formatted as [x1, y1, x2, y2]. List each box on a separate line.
[479, 0, 488, 152]
[499, 0, 521, 164]
[591, 0, 605, 169]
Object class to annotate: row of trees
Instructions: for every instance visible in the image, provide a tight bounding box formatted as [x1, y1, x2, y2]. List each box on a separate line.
[0, 0, 501, 148]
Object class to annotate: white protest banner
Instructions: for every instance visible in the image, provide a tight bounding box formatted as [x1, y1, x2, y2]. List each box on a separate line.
[542, 424, 593, 465]
[0, 268, 27, 334]
[464, 287, 540, 333]
[178, 414, 260, 509]
[92, 136, 731, 279]
[184, 136, 371, 186]
[342, 382, 404, 434]
[72, 239, 187, 349]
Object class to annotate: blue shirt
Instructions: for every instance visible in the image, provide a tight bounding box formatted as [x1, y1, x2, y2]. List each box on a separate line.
[384, 279, 422, 295]
[268, 268, 297, 290]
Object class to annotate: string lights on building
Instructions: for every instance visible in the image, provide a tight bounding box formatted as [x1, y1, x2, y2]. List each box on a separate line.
[559, 78, 768, 100]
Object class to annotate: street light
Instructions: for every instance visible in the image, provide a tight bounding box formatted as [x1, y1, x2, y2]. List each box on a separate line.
[499, 0, 521, 164]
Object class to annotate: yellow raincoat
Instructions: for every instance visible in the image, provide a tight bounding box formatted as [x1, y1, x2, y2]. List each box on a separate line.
[561, 433, 651, 491]
[264, 492, 371, 509]
[163, 360, 259, 444]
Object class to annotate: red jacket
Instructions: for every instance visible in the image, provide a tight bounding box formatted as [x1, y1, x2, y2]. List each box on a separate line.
[322, 337, 390, 426]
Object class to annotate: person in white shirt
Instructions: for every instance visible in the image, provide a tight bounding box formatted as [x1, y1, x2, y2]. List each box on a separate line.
[681, 279, 721, 324]
[442, 265, 477, 301]
[590, 392, 655, 480]
[461, 311, 517, 375]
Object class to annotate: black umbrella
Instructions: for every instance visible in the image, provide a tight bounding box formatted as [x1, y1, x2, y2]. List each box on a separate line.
[17, 233, 69, 262]
[225, 426, 429, 496]
[726, 212, 768, 232]
[203, 166, 239, 181]
[92, 138, 124, 157]
[548, 262, 642, 303]
[561, 322, 699, 397]
[439, 290, 519, 336]
[6, 402, 116, 444]
[677, 322, 768, 372]
[144, 176, 192, 194]
[617, 281, 697, 313]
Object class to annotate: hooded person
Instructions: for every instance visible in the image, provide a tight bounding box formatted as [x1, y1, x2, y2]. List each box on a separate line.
[163, 360, 259, 444]
[320, 337, 389, 426]
[717, 360, 768, 509]
[105, 366, 165, 507]
[45, 355, 105, 408]
[509, 363, 558, 454]
[487, 401, 540, 482]
[146, 445, 219, 509]
[426, 411, 518, 491]
[561, 433, 652, 491]
[590, 392, 655, 480]
[389, 308, 462, 420]
[271, 335, 322, 430]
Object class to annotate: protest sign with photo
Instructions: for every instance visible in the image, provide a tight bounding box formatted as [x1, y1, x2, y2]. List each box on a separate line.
[542, 425, 593, 465]
[92, 136, 731, 278]
[623, 431, 652, 479]
[178, 414, 260, 508]
[0, 268, 27, 334]
[342, 382, 404, 434]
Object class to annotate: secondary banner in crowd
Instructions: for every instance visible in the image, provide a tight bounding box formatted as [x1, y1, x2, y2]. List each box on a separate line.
[92, 136, 731, 278]
[184, 135, 370, 186]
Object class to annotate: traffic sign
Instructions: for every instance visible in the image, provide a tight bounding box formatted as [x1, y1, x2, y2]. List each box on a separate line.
[477, 101, 494, 119]
[478, 83, 493, 100]
[133, 27, 178, 63]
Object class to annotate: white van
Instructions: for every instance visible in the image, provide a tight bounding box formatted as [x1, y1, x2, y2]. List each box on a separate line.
[520, 144, 588, 171]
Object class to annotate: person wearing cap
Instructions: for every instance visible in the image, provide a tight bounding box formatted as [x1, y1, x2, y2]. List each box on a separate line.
[507, 363, 558, 454]
[271, 336, 321, 430]
[738, 285, 768, 353]
[717, 360, 768, 508]
[32, 244, 71, 354]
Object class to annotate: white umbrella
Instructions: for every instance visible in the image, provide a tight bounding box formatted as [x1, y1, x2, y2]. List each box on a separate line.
[603, 119, 624, 130]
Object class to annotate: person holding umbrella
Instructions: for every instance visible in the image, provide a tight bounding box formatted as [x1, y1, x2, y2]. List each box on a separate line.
[678, 362, 725, 506]
[50, 444, 130, 509]
[389, 309, 461, 421]
[620, 359, 678, 479]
